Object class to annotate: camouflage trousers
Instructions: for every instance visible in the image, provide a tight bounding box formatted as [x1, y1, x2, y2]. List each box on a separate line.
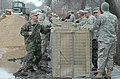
[22, 50, 42, 70]
[97, 41, 116, 73]
[41, 38, 50, 54]
[92, 39, 98, 69]
[41, 37, 53, 68]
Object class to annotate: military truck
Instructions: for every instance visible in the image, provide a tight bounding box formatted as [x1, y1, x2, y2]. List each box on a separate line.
[12, 1, 30, 20]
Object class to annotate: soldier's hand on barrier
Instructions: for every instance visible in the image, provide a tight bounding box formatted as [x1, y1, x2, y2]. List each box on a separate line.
[28, 32, 32, 35]
[65, 19, 68, 22]
[80, 26, 86, 29]
[72, 23, 77, 27]
[80, 26, 90, 30]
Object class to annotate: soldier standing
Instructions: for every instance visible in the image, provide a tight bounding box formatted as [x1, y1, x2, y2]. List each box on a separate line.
[14, 10, 51, 76]
[92, 7, 101, 71]
[82, 7, 96, 30]
[75, 10, 87, 27]
[93, 2, 118, 79]
[61, 11, 71, 21]
[41, 11, 53, 55]
[65, 11, 76, 22]
[93, 7, 101, 18]
[81, 7, 97, 71]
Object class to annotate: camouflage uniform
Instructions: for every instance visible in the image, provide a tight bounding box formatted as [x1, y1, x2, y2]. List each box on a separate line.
[20, 21, 50, 70]
[66, 11, 76, 22]
[94, 11, 118, 73]
[41, 18, 52, 54]
[91, 7, 101, 71]
[69, 13, 76, 22]
[83, 9, 97, 70]
[76, 17, 87, 27]
[87, 15, 97, 70]
[84, 15, 96, 30]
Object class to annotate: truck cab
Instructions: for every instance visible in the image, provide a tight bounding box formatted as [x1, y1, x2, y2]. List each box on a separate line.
[12, 1, 25, 15]
[12, 1, 30, 20]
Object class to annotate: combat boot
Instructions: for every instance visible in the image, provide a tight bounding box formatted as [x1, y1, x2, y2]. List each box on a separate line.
[106, 71, 111, 79]
[94, 72, 103, 79]
[13, 68, 28, 77]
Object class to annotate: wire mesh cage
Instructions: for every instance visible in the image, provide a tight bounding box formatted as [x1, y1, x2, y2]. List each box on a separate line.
[50, 23, 92, 79]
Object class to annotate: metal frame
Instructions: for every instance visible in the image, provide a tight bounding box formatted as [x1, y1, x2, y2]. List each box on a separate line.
[51, 27, 92, 79]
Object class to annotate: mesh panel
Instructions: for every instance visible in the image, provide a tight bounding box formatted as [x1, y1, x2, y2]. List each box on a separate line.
[50, 23, 92, 78]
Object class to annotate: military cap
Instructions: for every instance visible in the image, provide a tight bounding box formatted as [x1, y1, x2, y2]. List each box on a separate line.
[67, 10, 74, 14]
[84, 7, 92, 13]
[77, 10, 85, 14]
[46, 11, 53, 15]
[30, 10, 38, 16]
[101, 2, 109, 11]
[93, 7, 100, 13]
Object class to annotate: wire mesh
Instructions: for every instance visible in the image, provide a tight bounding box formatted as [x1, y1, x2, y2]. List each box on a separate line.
[50, 25, 92, 79]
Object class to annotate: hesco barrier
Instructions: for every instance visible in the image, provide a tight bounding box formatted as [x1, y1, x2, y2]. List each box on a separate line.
[50, 22, 92, 79]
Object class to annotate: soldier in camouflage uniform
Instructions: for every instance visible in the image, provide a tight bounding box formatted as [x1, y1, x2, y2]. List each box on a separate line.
[93, 7, 101, 18]
[39, 11, 53, 71]
[93, 2, 118, 79]
[91, 7, 101, 71]
[75, 10, 87, 27]
[41, 11, 53, 55]
[81, 7, 97, 71]
[20, 11, 50, 72]
[65, 11, 76, 22]
[82, 7, 96, 30]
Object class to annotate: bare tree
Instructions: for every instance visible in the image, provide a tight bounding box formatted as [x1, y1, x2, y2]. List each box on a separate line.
[99, 0, 105, 4]
[105, 0, 120, 18]
[0, 0, 12, 10]
[26, 2, 36, 11]
[81, 0, 86, 9]
[44, 0, 52, 6]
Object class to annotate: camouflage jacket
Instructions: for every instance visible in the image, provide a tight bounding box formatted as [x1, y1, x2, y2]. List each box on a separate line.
[76, 17, 87, 27]
[41, 18, 52, 40]
[84, 15, 96, 30]
[66, 14, 76, 22]
[93, 11, 118, 43]
[20, 21, 50, 52]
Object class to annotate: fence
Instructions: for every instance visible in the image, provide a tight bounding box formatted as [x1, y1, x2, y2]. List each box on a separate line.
[50, 24, 92, 79]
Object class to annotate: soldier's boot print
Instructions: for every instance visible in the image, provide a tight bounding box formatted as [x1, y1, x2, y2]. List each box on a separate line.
[13, 67, 28, 77]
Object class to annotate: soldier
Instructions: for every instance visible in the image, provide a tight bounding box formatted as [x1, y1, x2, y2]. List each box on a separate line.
[75, 10, 87, 27]
[37, 11, 46, 22]
[52, 13, 60, 22]
[81, 7, 97, 71]
[14, 10, 51, 76]
[65, 11, 76, 22]
[93, 2, 118, 79]
[93, 7, 101, 18]
[41, 11, 53, 55]
[82, 7, 96, 30]
[92, 7, 101, 71]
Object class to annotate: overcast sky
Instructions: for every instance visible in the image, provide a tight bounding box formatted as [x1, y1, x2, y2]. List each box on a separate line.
[16, 0, 44, 6]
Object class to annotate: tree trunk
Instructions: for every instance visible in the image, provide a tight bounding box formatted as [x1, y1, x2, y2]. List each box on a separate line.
[81, 0, 86, 9]
[105, 0, 120, 18]
[44, 0, 52, 7]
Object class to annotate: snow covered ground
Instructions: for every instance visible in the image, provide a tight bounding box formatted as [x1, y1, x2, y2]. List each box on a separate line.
[0, 68, 15, 79]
